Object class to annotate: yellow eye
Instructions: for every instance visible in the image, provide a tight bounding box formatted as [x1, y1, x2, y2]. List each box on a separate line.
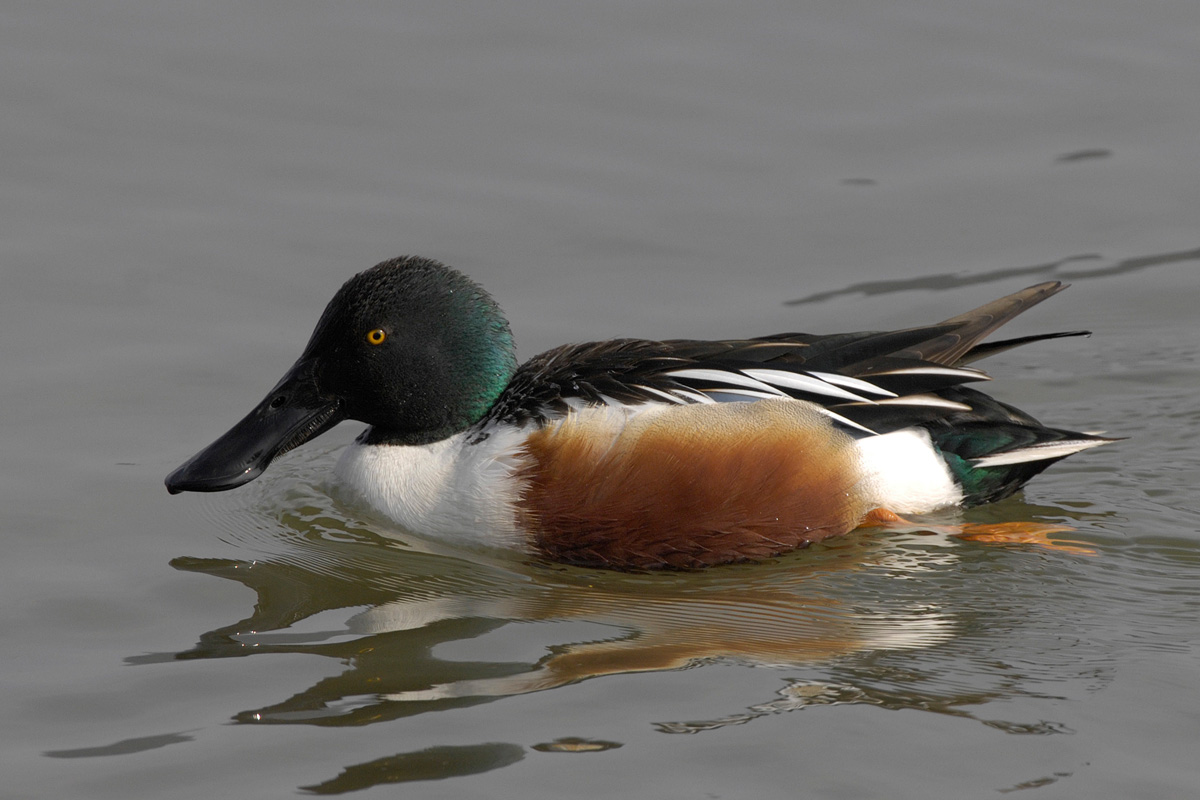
[365, 328, 387, 346]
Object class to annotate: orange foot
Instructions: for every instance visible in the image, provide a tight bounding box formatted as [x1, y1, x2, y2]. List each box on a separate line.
[860, 508, 1097, 556]
[954, 521, 1097, 556]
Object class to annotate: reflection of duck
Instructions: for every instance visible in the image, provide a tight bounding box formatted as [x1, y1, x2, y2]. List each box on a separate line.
[166, 257, 1113, 568]
[359, 571, 952, 704]
[136, 487, 1099, 796]
[151, 515, 956, 726]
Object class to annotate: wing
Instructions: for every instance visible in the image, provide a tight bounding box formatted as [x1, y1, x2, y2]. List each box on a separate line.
[485, 281, 1088, 438]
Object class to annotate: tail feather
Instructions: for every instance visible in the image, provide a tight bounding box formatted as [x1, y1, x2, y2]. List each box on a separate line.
[890, 281, 1070, 366]
[958, 330, 1091, 365]
[970, 437, 1115, 468]
[924, 386, 1118, 505]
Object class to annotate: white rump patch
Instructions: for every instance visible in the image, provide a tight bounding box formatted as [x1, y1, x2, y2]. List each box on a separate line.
[857, 428, 963, 513]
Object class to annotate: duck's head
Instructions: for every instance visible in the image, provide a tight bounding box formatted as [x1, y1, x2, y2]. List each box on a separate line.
[165, 256, 517, 494]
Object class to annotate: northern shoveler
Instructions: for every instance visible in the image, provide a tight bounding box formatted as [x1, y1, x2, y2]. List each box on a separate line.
[165, 256, 1114, 569]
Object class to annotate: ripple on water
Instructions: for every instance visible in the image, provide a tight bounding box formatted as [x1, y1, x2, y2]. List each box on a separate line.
[171, 367, 1199, 740]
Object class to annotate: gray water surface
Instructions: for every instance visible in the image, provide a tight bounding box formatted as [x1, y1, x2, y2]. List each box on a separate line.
[4, 2, 1200, 798]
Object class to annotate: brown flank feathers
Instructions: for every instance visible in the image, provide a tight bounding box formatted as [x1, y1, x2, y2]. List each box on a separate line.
[516, 399, 871, 570]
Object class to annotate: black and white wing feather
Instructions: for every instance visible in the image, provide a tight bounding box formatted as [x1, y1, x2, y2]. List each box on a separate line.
[485, 281, 1088, 439]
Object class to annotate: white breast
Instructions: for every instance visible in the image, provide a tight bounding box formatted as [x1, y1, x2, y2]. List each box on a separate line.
[335, 411, 964, 550]
[333, 426, 532, 550]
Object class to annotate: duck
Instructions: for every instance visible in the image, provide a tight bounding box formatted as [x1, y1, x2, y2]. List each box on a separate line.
[165, 256, 1114, 570]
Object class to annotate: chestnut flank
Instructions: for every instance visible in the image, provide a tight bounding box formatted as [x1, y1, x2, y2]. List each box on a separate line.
[516, 400, 871, 569]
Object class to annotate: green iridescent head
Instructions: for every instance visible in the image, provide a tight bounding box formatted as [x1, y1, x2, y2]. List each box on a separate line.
[307, 256, 518, 444]
[164, 256, 518, 494]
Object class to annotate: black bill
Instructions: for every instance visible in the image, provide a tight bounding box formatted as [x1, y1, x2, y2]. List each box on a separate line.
[165, 359, 344, 494]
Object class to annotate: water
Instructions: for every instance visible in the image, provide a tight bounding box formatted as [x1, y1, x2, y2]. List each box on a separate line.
[3, 1, 1199, 797]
